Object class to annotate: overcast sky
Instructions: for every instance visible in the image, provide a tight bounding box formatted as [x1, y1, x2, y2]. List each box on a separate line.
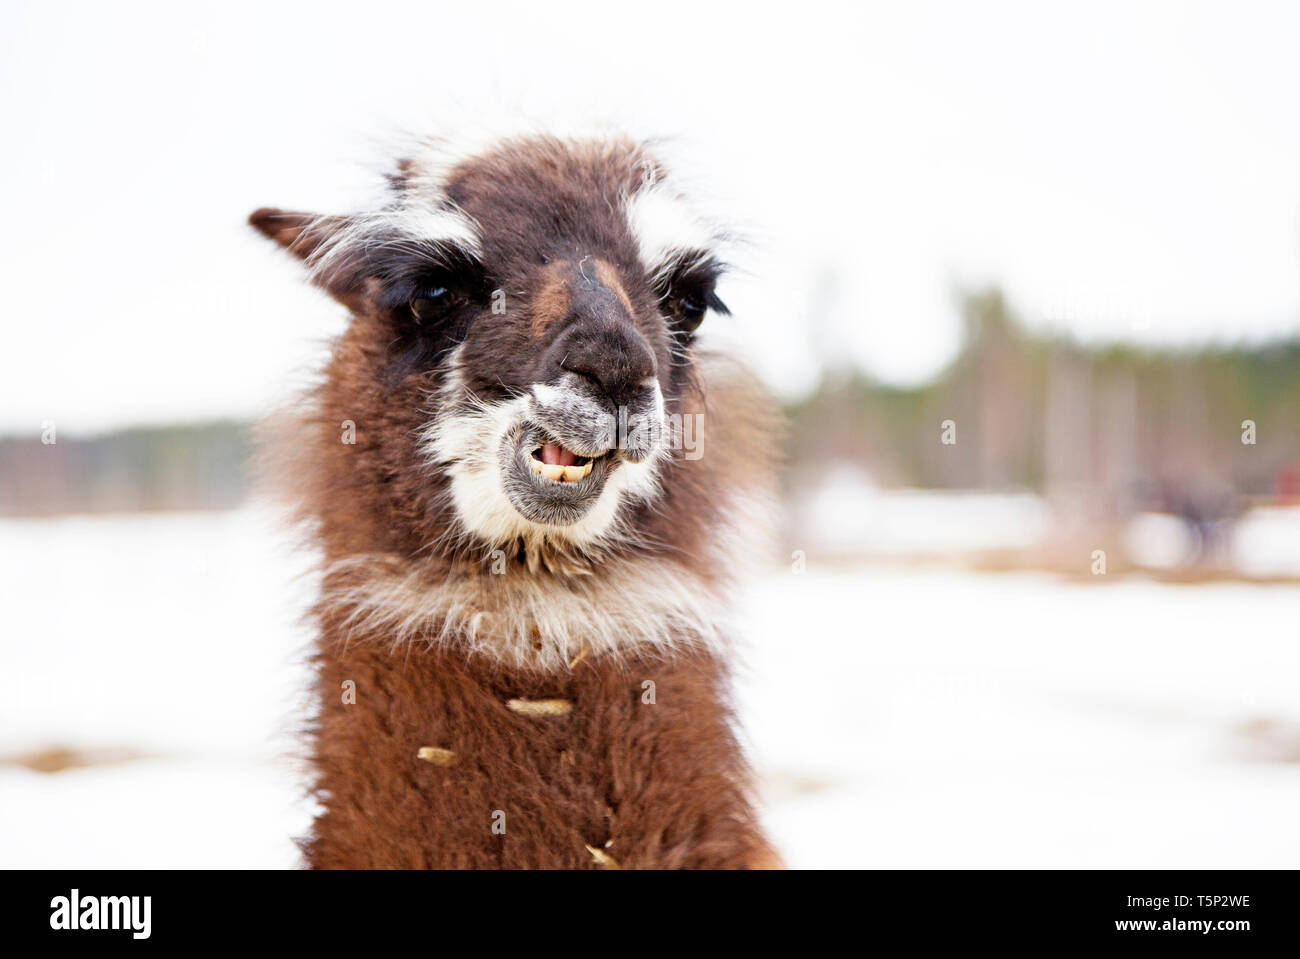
[3, 0, 1299, 433]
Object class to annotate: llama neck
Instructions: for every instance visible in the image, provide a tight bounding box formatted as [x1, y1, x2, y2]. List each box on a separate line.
[315, 549, 734, 671]
[304, 626, 774, 869]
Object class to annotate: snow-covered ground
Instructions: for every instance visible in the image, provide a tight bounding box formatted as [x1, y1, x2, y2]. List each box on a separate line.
[738, 568, 1300, 868]
[1, 509, 314, 868]
[2, 508, 1298, 868]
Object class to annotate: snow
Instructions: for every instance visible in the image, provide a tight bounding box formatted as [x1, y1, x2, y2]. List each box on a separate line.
[1123, 512, 1196, 569]
[737, 568, 1300, 867]
[1233, 507, 1300, 578]
[791, 472, 1051, 557]
[0, 509, 315, 868]
[3, 508, 1298, 868]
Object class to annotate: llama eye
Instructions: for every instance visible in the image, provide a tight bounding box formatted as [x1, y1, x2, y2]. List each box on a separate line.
[676, 294, 708, 332]
[410, 287, 451, 322]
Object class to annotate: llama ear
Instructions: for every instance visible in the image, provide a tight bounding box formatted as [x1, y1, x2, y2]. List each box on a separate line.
[250, 207, 367, 306]
[248, 207, 347, 262]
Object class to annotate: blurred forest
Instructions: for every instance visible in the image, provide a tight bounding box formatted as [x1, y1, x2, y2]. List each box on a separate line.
[789, 289, 1300, 505]
[0, 420, 248, 515]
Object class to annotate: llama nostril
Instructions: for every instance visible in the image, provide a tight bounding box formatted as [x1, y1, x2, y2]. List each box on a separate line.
[559, 360, 605, 394]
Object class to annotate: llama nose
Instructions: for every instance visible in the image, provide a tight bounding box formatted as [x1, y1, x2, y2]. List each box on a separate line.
[558, 325, 658, 408]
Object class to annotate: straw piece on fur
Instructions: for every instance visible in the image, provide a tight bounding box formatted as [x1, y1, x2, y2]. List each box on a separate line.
[506, 698, 573, 716]
[585, 844, 621, 869]
[416, 746, 458, 766]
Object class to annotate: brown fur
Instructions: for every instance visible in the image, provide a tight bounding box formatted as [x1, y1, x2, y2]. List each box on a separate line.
[252, 132, 781, 869]
[527, 261, 573, 338]
[307, 642, 768, 869]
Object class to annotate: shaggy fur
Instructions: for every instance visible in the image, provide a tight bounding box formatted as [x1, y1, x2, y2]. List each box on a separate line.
[252, 130, 781, 869]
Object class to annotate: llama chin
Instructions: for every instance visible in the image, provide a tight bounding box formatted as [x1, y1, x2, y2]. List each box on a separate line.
[252, 129, 783, 869]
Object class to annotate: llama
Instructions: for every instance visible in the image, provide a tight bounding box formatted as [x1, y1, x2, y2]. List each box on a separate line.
[251, 130, 782, 869]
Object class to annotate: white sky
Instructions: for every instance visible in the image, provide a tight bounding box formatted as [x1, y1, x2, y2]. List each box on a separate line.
[2, 0, 1299, 434]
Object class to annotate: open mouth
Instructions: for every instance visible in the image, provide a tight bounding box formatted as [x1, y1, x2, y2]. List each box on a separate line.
[500, 423, 616, 526]
[527, 442, 603, 483]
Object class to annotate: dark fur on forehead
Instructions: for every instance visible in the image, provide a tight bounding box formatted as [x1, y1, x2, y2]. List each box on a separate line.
[427, 136, 654, 268]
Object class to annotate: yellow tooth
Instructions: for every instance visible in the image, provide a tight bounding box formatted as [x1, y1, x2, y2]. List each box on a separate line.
[541, 463, 565, 482]
[562, 465, 586, 482]
[581, 461, 593, 478]
[529, 458, 544, 474]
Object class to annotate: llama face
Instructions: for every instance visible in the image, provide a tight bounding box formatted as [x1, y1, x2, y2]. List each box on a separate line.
[252, 134, 729, 557]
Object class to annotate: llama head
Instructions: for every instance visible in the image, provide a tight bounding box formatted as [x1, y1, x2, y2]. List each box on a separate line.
[252, 133, 738, 565]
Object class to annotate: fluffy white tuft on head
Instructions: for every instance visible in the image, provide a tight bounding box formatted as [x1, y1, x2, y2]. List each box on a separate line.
[397, 118, 636, 187]
[623, 179, 727, 282]
[305, 205, 482, 289]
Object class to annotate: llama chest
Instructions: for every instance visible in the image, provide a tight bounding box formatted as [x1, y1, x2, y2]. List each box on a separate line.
[304, 642, 766, 868]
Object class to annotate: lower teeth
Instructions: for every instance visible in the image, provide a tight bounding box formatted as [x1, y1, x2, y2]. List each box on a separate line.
[529, 458, 592, 483]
